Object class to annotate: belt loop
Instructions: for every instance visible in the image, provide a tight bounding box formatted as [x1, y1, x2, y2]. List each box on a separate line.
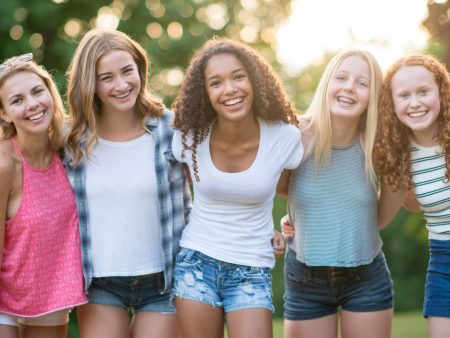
[306, 265, 312, 282]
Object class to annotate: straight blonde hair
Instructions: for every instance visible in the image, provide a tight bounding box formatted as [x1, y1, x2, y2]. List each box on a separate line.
[303, 49, 382, 188]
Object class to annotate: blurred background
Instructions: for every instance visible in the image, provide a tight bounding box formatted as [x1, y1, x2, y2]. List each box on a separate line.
[2, 0, 450, 336]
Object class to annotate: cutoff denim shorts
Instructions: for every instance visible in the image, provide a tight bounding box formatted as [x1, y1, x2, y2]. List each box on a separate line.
[423, 239, 450, 318]
[284, 249, 393, 320]
[173, 248, 274, 313]
[87, 272, 175, 314]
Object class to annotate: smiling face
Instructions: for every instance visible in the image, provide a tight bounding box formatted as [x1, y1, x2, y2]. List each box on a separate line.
[0, 71, 54, 136]
[328, 55, 370, 122]
[204, 53, 254, 124]
[391, 65, 440, 146]
[95, 49, 141, 116]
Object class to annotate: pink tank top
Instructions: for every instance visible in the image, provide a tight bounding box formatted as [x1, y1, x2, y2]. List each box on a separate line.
[0, 139, 87, 316]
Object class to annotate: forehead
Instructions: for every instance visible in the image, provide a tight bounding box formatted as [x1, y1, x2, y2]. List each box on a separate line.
[0, 71, 45, 95]
[336, 55, 370, 77]
[204, 53, 246, 76]
[96, 50, 136, 72]
[391, 65, 436, 87]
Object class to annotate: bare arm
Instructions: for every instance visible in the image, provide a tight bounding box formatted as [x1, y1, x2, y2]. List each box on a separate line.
[378, 180, 408, 229]
[403, 191, 421, 212]
[276, 170, 291, 196]
[0, 151, 14, 267]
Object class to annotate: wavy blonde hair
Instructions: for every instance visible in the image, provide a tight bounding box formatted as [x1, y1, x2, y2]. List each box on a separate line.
[65, 29, 164, 165]
[303, 49, 382, 187]
[0, 55, 65, 152]
[374, 54, 450, 191]
[172, 37, 299, 181]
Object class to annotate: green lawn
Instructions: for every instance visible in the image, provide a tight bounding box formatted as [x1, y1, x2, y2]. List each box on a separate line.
[69, 311, 427, 338]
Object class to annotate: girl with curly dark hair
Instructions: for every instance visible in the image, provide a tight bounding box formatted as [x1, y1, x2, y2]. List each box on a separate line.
[374, 54, 450, 338]
[171, 37, 303, 338]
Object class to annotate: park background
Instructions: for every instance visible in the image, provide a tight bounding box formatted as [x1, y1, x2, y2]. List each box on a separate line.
[2, 0, 450, 336]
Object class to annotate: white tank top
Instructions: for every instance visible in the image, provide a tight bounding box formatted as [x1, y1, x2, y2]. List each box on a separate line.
[86, 133, 163, 277]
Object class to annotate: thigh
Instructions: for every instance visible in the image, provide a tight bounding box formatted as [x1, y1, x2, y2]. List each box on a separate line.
[0, 324, 18, 338]
[283, 249, 337, 320]
[226, 308, 272, 338]
[424, 240, 450, 318]
[283, 315, 338, 338]
[428, 316, 450, 338]
[342, 253, 393, 313]
[172, 248, 222, 307]
[131, 312, 180, 338]
[21, 325, 67, 338]
[175, 297, 224, 338]
[221, 265, 273, 313]
[340, 309, 392, 338]
[77, 303, 129, 338]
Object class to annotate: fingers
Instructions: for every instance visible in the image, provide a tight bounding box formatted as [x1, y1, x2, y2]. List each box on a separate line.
[272, 230, 286, 257]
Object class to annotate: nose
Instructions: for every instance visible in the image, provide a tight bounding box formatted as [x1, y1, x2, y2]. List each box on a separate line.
[26, 96, 39, 111]
[343, 79, 355, 92]
[410, 94, 421, 108]
[114, 77, 128, 91]
[223, 80, 236, 95]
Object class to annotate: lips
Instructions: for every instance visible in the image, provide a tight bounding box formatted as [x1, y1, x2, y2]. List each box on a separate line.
[112, 89, 132, 99]
[223, 97, 244, 106]
[408, 110, 427, 118]
[26, 111, 44, 121]
[337, 95, 356, 104]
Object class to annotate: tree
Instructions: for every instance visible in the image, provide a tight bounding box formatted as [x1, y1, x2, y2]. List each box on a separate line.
[423, 0, 450, 68]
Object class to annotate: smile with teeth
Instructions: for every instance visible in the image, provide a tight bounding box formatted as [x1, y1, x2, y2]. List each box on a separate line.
[337, 96, 355, 104]
[408, 110, 427, 118]
[112, 90, 131, 99]
[224, 97, 244, 106]
[27, 111, 44, 121]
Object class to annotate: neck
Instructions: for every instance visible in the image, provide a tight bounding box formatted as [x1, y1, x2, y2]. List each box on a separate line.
[97, 110, 144, 141]
[15, 132, 53, 168]
[331, 116, 359, 147]
[213, 115, 259, 144]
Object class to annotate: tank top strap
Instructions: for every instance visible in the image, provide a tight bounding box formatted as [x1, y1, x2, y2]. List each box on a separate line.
[10, 137, 26, 161]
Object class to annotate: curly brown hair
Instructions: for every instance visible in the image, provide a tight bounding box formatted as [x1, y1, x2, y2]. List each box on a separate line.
[172, 37, 299, 181]
[374, 54, 450, 191]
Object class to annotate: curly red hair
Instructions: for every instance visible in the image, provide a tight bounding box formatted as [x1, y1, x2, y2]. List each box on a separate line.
[374, 54, 450, 191]
[172, 37, 299, 181]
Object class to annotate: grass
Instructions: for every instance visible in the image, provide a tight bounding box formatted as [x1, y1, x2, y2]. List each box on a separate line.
[68, 311, 427, 338]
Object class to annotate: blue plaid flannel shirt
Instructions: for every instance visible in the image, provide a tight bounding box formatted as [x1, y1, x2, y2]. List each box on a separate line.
[65, 110, 191, 294]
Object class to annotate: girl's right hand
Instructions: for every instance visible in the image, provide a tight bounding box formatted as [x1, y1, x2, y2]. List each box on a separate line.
[280, 215, 295, 240]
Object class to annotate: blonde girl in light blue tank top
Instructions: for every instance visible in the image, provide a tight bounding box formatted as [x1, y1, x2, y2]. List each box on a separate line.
[278, 49, 393, 338]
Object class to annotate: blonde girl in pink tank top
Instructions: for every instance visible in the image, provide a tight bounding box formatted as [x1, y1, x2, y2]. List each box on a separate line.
[0, 54, 87, 338]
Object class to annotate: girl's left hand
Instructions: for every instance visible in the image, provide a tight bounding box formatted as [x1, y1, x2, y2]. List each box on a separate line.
[272, 230, 285, 256]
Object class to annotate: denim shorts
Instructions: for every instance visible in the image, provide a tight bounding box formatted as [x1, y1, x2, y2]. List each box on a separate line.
[0, 309, 70, 327]
[87, 272, 175, 314]
[173, 248, 274, 313]
[423, 239, 450, 317]
[284, 249, 393, 320]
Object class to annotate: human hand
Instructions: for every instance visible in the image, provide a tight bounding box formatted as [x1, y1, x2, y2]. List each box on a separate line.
[272, 230, 285, 257]
[281, 215, 295, 240]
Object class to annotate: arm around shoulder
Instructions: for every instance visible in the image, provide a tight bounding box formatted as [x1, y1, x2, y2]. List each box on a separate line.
[378, 180, 408, 229]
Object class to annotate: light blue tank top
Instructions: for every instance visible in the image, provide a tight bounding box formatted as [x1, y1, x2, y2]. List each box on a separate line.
[288, 140, 381, 267]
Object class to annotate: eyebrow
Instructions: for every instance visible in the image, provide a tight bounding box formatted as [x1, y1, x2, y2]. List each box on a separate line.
[7, 84, 45, 103]
[206, 68, 244, 82]
[97, 63, 134, 77]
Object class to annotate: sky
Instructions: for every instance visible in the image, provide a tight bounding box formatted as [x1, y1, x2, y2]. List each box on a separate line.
[276, 0, 430, 75]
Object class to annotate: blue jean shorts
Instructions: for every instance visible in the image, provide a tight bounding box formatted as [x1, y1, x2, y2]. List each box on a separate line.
[284, 249, 393, 320]
[173, 248, 274, 313]
[87, 272, 175, 314]
[423, 239, 450, 318]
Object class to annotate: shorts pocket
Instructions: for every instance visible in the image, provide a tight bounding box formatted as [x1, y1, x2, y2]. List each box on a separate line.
[285, 250, 309, 284]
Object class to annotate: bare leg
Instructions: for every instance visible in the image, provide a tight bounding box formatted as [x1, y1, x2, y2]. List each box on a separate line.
[77, 304, 130, 338]
[340, 309, 392, 338]
[131, 312, 180, 338]
[226, 308, 272, 338]
[0, 324, 18, 338]
[21, 325, 67, 338]
[428, 316, 450, 338]
[175, 297, 224, 338]
[284, 314, 338, 338]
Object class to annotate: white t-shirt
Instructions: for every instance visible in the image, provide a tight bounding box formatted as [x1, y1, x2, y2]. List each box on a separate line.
[172, 119, 303, 268]
[86, 133, 163, 277]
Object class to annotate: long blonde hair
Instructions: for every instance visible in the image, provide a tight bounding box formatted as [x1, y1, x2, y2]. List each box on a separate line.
[65, 29, 164, 165]
[0, 55, 65, 152]
[303, 49, 382, 187]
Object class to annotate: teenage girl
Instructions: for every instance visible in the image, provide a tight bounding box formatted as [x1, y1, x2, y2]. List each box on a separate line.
[171, 37, 303, 338]
[0, 54, 86, 337]
[374, 54, 450, 338]
[65, 29, 191, 338]
[280, 49, 393, 338]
